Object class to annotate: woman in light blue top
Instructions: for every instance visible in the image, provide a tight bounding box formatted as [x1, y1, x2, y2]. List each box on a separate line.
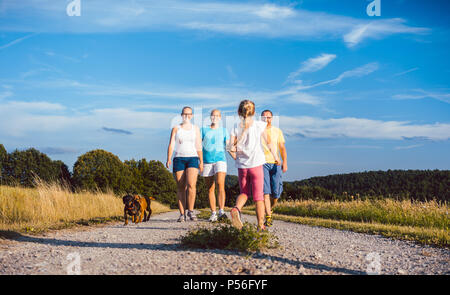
[201, 109, 230, 222]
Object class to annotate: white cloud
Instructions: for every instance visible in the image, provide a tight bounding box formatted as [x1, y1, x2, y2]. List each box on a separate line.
[0, 1, 428, 48]
[394, 144, 424, 150]
[287, 53, 337, 82]
[0, 101, 174, 137]
[344, 19, 428, 48]
[285, 62, 380, 92]
[0, 91, 13, 99]
[280, 115, 450, 140]
[393, 89, 450, 104]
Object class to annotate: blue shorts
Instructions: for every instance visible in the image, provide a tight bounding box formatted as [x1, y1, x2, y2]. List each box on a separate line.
[173, 157, 199, 173]
[263, 163, 283, 199]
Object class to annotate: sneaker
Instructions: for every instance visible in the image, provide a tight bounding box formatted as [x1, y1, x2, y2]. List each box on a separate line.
[177, 213, 185, 222]
[230, 207, 243, 230]
[218, 212, 228, 221]
[264, 215, 273, 227]
[209, 212, 218, 222]
[187, 210, 197, 221]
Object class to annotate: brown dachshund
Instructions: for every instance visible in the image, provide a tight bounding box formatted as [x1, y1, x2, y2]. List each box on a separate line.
[133, 195, 155, 223]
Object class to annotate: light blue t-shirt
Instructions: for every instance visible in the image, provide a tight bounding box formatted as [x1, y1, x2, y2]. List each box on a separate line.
[201, 126, 230, 164]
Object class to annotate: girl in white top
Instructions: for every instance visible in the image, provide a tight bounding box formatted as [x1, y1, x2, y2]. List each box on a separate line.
[166, 106, 203, 222]
[228, 100, 279, 231]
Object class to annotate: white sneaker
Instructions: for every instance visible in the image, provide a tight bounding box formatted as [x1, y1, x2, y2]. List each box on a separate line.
[209, 212, 218, 222]
[187, 210, 197, 221]
[177, 213, 185, 222]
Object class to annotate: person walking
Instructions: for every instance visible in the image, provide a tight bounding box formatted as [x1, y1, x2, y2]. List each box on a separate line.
[201, 109, 229, 222]
[260, 110, 288, 227]
[166, 106, 203, 222]
[227, 100, 279, 231]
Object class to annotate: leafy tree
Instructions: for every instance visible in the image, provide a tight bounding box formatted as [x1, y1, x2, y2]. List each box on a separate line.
[73, 149, 133, 194]
[3, 148, 62, 187]
[125, 158, 178, 208]
[0, 144, 7, 185]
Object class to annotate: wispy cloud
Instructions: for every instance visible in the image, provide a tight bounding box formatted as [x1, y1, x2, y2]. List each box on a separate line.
[39, 147, 79, 155]
[284, 62, 380, 92]
[281, 115, 450, 140]
[102, 127, 133, 135]
[0, 33, 37, 50]
[0, 91, 13, 100]
[0, 1, 428, 48]
[393, 67, 419, 77]
[287, 53, 337, 83]
[343, 19, 428, 48]
[327, 145, 383, 149]
[394, 144, 424, 150]
[393, 89, 450, 104]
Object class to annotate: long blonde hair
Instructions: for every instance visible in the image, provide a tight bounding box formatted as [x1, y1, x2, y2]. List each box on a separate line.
[232, 100, 256, 150]
[238, 100, 255, 129]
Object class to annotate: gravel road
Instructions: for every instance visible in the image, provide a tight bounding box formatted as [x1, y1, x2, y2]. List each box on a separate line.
[0, 210, 448, 275]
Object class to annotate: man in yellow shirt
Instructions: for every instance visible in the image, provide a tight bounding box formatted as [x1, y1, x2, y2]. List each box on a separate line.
[261, 110, 288, 227]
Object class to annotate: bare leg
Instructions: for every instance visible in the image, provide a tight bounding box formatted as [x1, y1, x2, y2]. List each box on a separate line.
[255, 200, 265, 228]
[185, 167, 199, 211]
[205, 176, 216, 212]
[264, 194, 272, 216]
[234, 193, 248, 211]
[271, 198, 278, 209]
[174, 170, 187, 215]
[216, 172, 226, 211]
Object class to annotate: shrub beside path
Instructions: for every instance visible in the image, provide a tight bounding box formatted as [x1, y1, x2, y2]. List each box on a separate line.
[0, 211, 448, 275]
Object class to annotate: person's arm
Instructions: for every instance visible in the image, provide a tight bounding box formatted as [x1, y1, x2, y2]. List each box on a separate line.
[195, 126, 203, 172]
[261, 129, 280, 165]
[279, 142, 288, 172]
[227, 135, 237, 160]
[166, 127, 177, 169]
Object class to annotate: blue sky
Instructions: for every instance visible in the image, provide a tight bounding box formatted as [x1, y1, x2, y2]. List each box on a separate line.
[0, 0, 449, 181]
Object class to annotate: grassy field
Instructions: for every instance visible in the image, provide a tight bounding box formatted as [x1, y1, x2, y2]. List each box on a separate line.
[242, 199, 449, 248]
[0, 182, 171, 235]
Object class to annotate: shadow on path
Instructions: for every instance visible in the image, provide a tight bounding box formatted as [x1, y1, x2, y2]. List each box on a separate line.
[2, 231, 366, 275]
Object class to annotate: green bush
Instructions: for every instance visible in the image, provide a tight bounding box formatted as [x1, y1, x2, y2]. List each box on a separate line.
[180, 223, 279, 253]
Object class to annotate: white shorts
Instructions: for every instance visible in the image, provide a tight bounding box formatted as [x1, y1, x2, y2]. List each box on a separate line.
[201, 161, 227, 177]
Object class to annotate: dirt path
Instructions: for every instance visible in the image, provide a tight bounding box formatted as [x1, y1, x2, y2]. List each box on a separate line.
[0, 211, 448, 275]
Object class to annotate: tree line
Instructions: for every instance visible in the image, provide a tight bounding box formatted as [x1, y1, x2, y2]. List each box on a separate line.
[282, 170, 449, 202]
[1, 144, 448, 205]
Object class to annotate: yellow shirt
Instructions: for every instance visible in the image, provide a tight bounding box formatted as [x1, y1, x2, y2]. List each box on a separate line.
[262, 126, 285, 164]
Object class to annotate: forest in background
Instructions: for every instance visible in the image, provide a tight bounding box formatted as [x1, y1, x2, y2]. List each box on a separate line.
[1, 144, 448, 208]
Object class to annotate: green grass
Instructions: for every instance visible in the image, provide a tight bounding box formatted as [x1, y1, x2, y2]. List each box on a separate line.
[241, 199, 449, 248]
[271, 199, 448, 229]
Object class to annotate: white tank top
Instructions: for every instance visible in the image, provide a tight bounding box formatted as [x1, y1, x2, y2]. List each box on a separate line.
[174, 124, 198, 158]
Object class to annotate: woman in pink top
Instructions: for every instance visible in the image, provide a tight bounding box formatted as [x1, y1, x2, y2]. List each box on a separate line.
[228, 100, 279, 230]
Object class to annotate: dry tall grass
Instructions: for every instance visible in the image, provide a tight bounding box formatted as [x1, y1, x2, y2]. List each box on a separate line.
[0, 180, 171, 233]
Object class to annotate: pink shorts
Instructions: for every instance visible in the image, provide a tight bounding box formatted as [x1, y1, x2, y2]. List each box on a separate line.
[238, 166, 264, 202]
